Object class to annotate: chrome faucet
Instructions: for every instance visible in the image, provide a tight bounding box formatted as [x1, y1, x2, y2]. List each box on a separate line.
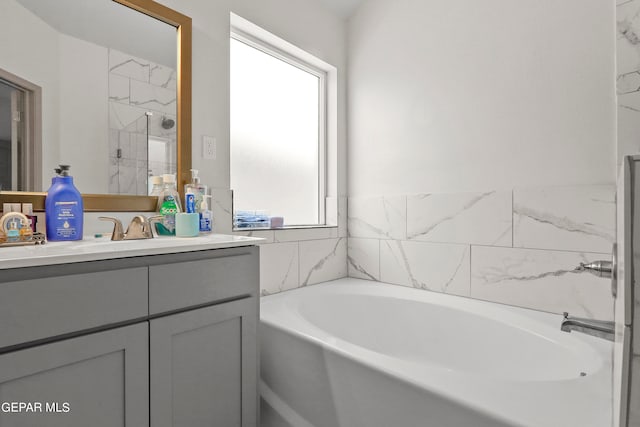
[99, 215, 161, 241]
[560, 312, 615, 342]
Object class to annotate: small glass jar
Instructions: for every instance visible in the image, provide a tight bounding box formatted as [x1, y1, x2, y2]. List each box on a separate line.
[20, 219, 33, 241]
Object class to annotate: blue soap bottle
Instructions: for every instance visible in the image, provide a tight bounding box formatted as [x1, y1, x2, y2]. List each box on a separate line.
[45, 165, 84, 241]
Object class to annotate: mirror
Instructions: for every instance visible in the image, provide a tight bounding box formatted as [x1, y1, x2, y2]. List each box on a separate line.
[0, 0, 191, 211]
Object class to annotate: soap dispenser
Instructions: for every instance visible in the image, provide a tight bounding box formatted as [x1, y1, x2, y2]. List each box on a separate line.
[156, 174, 182, 236]
[199, 194, 213, 233]
[185, 169, 207, 213]
[45, 164, 84, 241]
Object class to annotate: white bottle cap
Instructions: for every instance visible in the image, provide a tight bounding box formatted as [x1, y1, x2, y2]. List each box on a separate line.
[162, 174, 176, 183]
[151, 175, 163, 185]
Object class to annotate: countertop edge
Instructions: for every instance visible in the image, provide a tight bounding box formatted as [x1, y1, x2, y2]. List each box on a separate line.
[0, 235, 263, 270]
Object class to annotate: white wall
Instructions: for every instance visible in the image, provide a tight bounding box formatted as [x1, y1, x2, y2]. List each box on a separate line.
[0, 0, 60, 189]
[348, 0, 616, 196]
[58, 34, 109, 194]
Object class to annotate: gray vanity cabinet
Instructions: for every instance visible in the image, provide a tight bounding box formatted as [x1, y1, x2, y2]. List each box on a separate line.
[150, 297, 258, 427]
[0, 323, 149, 427]
[0, 245, 260, 427]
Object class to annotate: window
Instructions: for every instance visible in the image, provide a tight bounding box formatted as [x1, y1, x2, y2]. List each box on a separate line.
[230, 23, 327, 227]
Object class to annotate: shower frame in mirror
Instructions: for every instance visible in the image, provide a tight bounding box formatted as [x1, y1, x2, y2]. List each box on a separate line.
[0, 0, 192, 212]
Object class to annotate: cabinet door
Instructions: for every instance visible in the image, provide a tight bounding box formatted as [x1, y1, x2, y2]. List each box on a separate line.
[150, 298, 258, 427]
[0, 323, 149, 427]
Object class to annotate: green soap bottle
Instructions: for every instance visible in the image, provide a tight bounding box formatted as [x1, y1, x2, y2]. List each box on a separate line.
[156, 174, 182, 236]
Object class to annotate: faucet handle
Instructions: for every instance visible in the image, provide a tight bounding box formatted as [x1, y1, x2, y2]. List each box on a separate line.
[147, 215, 164, 238]
[123, 215, 155, 240]
[98, 216, 125, 241]
[575, 260, 613, 279]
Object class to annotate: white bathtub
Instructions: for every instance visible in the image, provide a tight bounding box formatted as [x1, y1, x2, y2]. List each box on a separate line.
[260, 278, 612, 427]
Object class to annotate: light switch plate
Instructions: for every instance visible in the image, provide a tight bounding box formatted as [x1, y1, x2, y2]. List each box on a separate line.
[202, 136, 216, 159]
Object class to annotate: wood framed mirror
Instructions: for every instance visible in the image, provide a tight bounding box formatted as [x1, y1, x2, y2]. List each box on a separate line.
[0, 0, 191, 212]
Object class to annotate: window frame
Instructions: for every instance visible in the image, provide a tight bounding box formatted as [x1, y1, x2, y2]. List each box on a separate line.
[230, 28, 327, 227]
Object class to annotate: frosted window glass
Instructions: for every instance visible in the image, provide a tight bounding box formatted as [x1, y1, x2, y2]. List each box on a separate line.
[230, 38, 320, 226]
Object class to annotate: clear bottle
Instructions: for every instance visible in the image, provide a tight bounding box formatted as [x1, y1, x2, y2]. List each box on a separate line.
[184, 169, 207, 213]
[156, 174, 182, 236]
[149, 175, 164, 197]
[199, 194, 213, 234]
[19, 218, 33, 241]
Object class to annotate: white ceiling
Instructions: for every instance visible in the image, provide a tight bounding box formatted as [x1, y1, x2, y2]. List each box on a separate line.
[315, 0, 366, 19]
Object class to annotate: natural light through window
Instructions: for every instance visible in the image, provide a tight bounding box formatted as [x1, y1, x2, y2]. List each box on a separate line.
[230, 35, 325, 227]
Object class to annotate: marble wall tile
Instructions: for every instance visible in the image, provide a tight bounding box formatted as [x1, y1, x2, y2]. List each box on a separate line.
[513, 185, 615, 253]
[299, 238, 347, 286]
[109, 49, 149, 82]
[348, 196, 406, 239]
[130, 79, 176, 115]
[109, 129, 119, 158]
[348, 238, 380, 281]
[109, 74, 129, 104]
[136, 161, 148, 195]
[133, 133, 148, 162]
[338, 196, 347, 238]
[274, 227, 338, 243]
[148, 113, 177, 139]
[406, 191, 512, 246]
[259, 243, 299, 296]
[117, 161, 137, 195]
[617, 106, 640, 164]
[471, 246, 614, 320]
[150, 63, 177, 89]
[232, 229, 275, 244]
[108, 160, 119, 194]
[211, 189, 233, 234]
[379, 240, 470, 297]
[109, 102, 147, 131]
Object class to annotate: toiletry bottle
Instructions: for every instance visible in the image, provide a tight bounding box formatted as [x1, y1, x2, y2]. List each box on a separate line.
[184, 169, 207, 213]
[6, 220, 20, 242]
[199, 194, 213, 233]
[22, 203, 37, 232]
[156, 174, 182, 236]
[45, 165, 83, 241]
[185, 189, 196, 214]
[19, 218, 33, 241]
[149, 175, 163, 197]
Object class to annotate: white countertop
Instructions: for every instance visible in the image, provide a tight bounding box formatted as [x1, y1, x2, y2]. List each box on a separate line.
[0, 234, 263, 269]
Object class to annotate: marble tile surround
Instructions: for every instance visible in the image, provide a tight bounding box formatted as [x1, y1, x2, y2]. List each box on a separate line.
[347, 185, 616, 320]
[618, 1, 640, 423]
[108, 48, 177, 195]
[227, 194, 349, 296]
[513, 185, 615, 253]
[471, 246, 612, 319]
[406, 191, 512, 246]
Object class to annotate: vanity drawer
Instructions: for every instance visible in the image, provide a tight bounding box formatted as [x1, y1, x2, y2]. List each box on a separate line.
[0, 267, 148, 350]
[149, 247, 259, 314]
